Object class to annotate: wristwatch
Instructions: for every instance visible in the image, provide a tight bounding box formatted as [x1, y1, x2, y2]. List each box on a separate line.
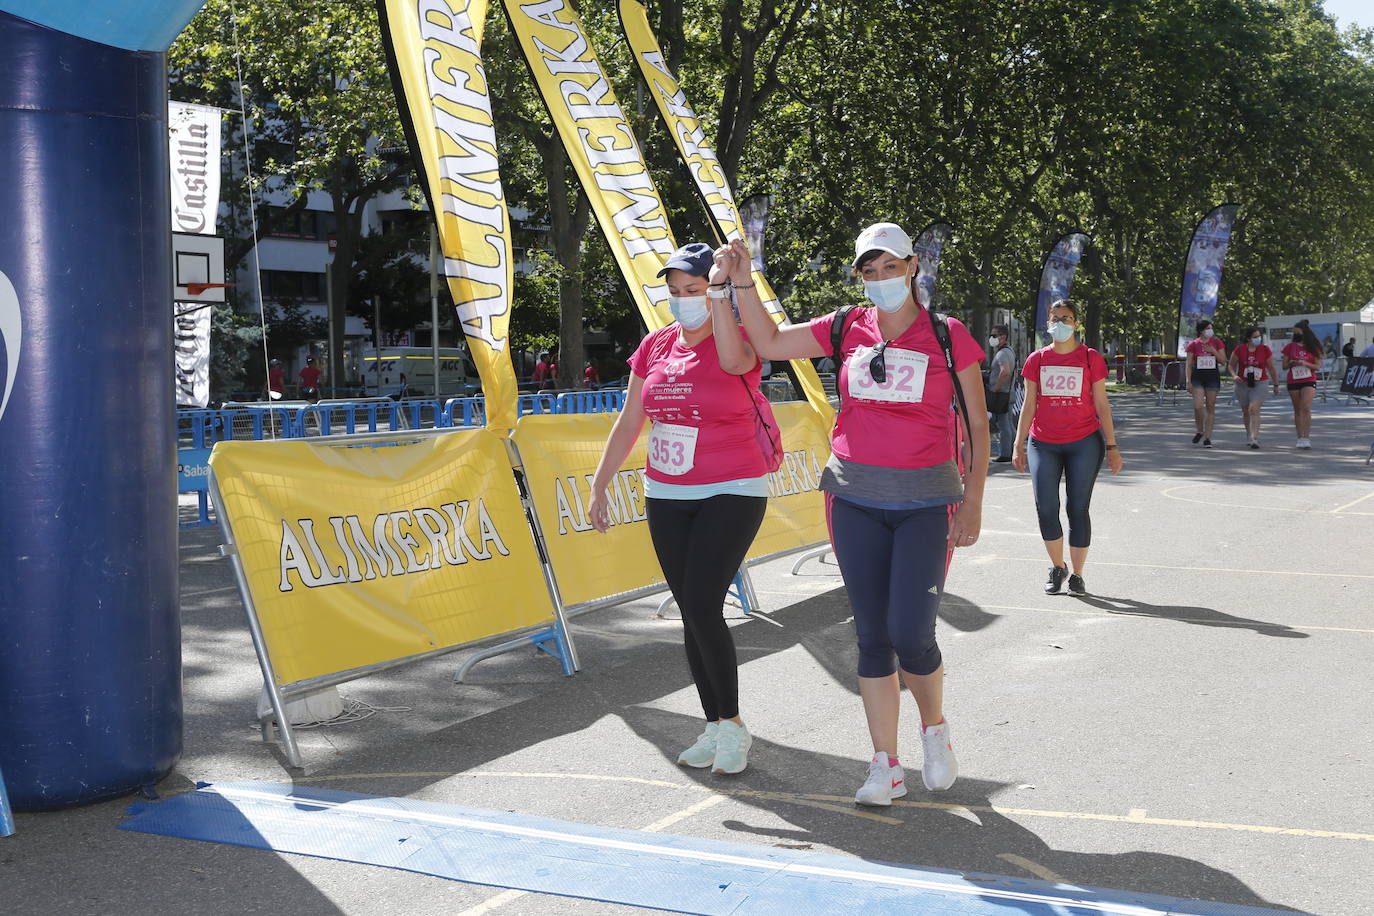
[706, 285, 731, 300]
[1105, 444, 1118, 450]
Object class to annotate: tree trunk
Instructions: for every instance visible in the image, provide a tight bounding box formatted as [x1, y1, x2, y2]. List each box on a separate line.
[1082, 242, 1105, 351]
[542, 137, 592, 390]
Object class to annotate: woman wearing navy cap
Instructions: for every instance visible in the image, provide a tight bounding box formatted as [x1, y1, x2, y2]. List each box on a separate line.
[588, 242, 774, 775]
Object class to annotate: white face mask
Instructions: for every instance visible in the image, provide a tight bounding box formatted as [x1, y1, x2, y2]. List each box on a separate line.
[1251, 336, 1263, 345]
[862, 275, 911, 313]
[1202, 328, 1215, 338]
[1048, 321, 1076, 342]
[988, 336, 1000, 348]
[669, 295, 709, 330]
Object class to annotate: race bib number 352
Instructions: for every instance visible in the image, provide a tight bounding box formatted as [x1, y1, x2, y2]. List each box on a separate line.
[847, 346, 930, 403]
[1039, 364, 1085, 398]
[648, 423, 698, 476]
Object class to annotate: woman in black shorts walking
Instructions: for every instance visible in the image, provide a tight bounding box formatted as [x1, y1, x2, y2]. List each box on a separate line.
[1184, 319, 1226, 448]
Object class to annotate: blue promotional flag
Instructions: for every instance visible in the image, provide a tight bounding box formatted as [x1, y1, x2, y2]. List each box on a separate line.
[912, 222, 953, 309]
[1034, 233, 1090, 341]
[1177, 204, 1240, 356]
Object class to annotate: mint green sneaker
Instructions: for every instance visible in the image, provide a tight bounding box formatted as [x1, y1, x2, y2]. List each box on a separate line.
[677, 721, 719, 768]
[711, 720, 752, 775]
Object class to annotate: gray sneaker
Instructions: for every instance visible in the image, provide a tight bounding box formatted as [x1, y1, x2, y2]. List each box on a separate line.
[711, 720, 752, 775]
[676, 721, 719, 768]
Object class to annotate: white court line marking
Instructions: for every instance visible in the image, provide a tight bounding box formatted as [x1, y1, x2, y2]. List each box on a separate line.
[1128, 809, 1149, 821]
[997, 853, 1065, 883]
[979, 555, 1374, 580]
[309, 772, 1374, 841]
[205, 785, 1190, 916]
[946, 600, 1374, 635]
[456, 889, 528, 916]
[1331, 490, 1374, 514]
[640, 793, 727, 833]
[1162, 484, 1374, 516]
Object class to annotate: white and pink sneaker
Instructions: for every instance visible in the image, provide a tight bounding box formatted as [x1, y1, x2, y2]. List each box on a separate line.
[921, 720, 958, 791]
[854, 752, 906, 806]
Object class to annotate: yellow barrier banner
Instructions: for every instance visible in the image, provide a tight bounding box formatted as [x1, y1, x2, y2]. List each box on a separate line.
[514, 408, 830, 607]
[750, 402, 833, 560]
[210, 430, 552, 686]
[511, 414, 661, 607]
[378, 0, 520, 430]
[617, 0, 831, 418]
[501, 0, 675, 331]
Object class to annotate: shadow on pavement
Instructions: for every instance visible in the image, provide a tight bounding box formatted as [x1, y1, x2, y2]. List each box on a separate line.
[1072, 595, 1309, 639]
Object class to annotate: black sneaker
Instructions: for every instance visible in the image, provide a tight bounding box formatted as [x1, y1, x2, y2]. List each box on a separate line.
[1044, 566, 1068, 595]
[1249, 442, 1260, 450]
[1203, 438, 1213, 449]
[1192, 433, 1203, 444]
[994, 456, 1012, 463]
[1067, 574, 1086, 596]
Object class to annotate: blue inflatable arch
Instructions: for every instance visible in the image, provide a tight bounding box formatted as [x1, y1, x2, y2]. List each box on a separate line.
[0, 0, 209, 809]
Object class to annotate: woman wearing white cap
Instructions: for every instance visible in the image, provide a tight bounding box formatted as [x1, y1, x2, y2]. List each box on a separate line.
[730, 224, 989, 804]
[587, 242, 776, 775]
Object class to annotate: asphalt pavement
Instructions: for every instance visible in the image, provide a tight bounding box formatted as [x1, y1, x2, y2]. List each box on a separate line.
[3, 392, 1371, 916]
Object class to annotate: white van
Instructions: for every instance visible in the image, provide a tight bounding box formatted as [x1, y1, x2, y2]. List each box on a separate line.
[361, 347, 475, 397]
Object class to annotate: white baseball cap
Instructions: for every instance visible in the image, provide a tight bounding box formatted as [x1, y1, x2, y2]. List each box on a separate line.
[852, 222, 914, 267]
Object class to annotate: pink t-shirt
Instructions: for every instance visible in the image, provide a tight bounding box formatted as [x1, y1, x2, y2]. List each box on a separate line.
[1282, 341, 1320, 384]
[628, 324, 766, 485]
[808, 308, 984, 469]
[1022, 344, 1109, 444]
[1234, 344, 1273, 382]
[1185, 337, 1226, 368]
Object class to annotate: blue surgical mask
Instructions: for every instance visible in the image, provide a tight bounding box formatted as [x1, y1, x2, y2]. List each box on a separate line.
[1048, 321, 1076, 342]
[1251, 336, 1263, 345]
[669, 295, 709, 330]
[862, 275, 911, 313]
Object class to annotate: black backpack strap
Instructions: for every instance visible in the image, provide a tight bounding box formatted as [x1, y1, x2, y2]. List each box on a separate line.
[830, 305, 858, 408]
[927, 309, 973, 469]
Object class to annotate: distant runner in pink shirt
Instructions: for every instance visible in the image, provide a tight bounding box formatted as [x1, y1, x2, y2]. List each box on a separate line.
[1184, 319, 1227, 448]
[1282, 319, 1324, 449]
[1011, 299, 1122, 599]
[588, 242, 775, 777]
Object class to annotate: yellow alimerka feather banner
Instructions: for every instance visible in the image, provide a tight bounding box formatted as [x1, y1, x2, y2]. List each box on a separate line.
[617, 0, 832, 419]
[378, 0, 519, 430]
[210, 430, 554, 687]
[501, 0, 675, 331]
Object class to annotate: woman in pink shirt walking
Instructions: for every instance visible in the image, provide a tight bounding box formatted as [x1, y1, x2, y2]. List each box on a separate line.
[733, 224, 989, 806]
[588, 242, 775, 776]
[1011, 300, 1123, 597]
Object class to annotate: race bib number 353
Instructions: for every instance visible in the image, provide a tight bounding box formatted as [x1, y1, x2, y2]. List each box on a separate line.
[847, 346, 930, 403]
[1039, 364, 1085, 398]
[648, 423, 698, 476]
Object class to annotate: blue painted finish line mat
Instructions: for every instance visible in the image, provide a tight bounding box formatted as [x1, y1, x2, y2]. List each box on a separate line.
[119, 782, 1303, 915]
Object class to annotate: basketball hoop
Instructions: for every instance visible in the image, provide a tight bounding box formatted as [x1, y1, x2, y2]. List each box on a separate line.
[183, 282, 235, 296]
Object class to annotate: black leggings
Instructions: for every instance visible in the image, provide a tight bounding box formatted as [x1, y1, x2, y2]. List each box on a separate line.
[646, 494, 767, 721]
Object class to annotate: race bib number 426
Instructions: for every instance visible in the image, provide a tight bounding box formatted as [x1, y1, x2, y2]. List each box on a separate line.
[847, 346, 930, 403]
[648, 423, 698, 476]
[1039, 364, 1085, 398]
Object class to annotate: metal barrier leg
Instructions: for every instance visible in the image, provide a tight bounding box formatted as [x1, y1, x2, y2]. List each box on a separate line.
[0, 766, 15, 837]
[790, 546, 836, 575]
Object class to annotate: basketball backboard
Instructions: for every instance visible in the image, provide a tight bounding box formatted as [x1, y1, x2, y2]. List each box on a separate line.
[172, 232, 226, 303]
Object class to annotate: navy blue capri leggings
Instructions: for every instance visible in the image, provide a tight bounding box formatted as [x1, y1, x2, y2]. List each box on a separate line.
[1028, 431, 1104, 549]
[828, 497, 950, 679]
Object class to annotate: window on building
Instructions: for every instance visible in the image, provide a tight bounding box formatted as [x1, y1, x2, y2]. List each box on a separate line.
[261, 270, 325, 301]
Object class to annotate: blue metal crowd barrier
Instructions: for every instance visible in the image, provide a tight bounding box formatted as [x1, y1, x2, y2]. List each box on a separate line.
[176, 392, 641, 528]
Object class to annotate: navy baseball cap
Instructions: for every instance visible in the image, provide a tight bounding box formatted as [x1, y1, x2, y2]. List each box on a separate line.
[657, 242, 714, 278]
